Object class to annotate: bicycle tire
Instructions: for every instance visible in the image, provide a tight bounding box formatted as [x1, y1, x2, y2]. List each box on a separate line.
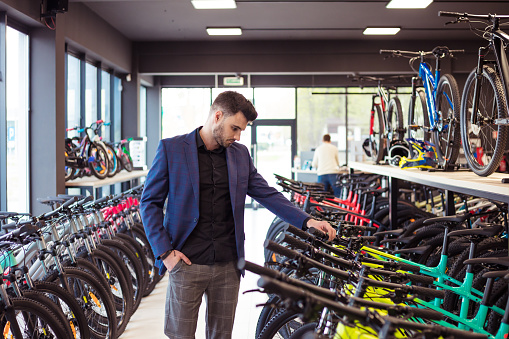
[89, 247, 134, 335]
[1, 296, 70, 339]
[129, 227, 160, 296]
[434, 73, 461, 167]
[408, 89, 430, 142]
[257, 309, 304, 339]
[256, 294, 283, 338]
[88, 143, 110, 180]
[387, 97, 405, 142]
[44, 266, 118, 339]
[31, 280, 91, 339]
[120, 152, 133, 172]
[21, 290, 74, 338]
[104, 143, 119, 178]
[370, 104, 386, 164]
[486, 282, 508, 335]
[101, 238, 145, 313]
[288, 322, 317, 339]
[114, 232, 150, 289]
[460, 65, 509, 176]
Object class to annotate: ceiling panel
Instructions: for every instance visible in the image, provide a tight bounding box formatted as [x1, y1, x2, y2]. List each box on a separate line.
[75, 0, 509, 41]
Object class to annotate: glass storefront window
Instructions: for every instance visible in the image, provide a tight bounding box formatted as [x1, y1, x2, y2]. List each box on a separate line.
[101, 70, 111, 141]
[67, 55, 81, 138]
[161, 88, 211, 139]
[253, 88, 295, 119]
[85, 62, 97, 127]
[6, 27, 29, 212]
[139, 86, 147, 138]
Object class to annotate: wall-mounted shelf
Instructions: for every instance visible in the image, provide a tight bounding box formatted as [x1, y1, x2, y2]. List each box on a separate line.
[65, 170, 149, 196]
[349, 161, 509, 230]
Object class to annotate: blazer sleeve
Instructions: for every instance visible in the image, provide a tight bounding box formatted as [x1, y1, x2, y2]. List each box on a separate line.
[140, 140, 173, 258]
[245, 153, 310, 229]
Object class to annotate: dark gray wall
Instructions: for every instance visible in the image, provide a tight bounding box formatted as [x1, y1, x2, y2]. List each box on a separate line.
[30, 26, 66, 215]
[137, 39, 480, 76]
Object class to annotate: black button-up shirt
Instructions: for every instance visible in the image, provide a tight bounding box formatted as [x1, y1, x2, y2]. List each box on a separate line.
[180, 128, 237, 264]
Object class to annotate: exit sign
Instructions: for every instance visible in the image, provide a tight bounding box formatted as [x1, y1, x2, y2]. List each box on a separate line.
[223, 76, 244, 86]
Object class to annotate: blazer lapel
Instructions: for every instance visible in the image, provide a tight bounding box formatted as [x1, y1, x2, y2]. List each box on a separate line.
[183, 131, 200, 206]
[226, 147, 237, 208]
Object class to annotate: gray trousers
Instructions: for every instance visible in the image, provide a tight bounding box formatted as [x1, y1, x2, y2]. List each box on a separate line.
[164, 261, 241, 339]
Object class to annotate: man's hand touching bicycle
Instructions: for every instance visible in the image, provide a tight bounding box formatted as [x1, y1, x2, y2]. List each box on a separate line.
[162, 249, 192, 272]
[306, 218, 337, 242]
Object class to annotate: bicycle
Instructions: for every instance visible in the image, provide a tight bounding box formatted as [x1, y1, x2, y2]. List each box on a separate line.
[365, 77, 406, 164]
[439, 11, 509, 177]
[380, 46, 463, 170]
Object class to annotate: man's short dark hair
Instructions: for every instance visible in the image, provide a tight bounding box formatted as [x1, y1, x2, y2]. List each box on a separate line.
[323, 134, 331, 142]
[211, 91, 258, 122]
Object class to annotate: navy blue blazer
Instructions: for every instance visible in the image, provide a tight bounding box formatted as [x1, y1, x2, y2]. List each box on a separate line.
[140, 129, 310, 274]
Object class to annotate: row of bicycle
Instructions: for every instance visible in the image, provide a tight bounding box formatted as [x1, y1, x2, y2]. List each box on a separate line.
[65, 120, 135, 181]
[248, 173, 508, 338]
[0, 184, 161, 338]
[366, 11, 509, 177]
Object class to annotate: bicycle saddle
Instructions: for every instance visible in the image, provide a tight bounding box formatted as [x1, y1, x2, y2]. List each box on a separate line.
[423, 213, 470, 225]
[447, 224, 504, 238]
[464, 256, 509, 267]
[58, 194, 86, 200]
[482, 270, 509, 279]
[0, 212, 20, 220]
[374, 229, 404, 237]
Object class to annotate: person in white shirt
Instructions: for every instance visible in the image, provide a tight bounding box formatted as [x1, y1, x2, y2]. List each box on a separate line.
[312, 134, 340, 195]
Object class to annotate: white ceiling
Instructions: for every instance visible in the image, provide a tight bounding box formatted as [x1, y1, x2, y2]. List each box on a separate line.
[74, 0, 509, 41]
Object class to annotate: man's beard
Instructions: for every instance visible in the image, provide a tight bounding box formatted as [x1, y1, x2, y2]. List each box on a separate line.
[212, 121, 233, 148]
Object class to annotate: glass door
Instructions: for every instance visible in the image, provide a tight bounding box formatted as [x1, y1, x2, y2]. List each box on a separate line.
[250, 120, 296, 207]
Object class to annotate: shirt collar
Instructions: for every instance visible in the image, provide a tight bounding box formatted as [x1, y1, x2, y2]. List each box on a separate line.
[196, 127, 225, 153]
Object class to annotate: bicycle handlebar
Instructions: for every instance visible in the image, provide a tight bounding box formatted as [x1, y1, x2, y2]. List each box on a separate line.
[439, 11, 509, 21]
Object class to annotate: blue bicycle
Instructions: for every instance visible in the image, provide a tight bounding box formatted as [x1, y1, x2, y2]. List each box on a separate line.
[381, 47, 463, 169]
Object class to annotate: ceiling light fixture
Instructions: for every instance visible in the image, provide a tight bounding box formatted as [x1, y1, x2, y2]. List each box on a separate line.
[206, 27, 242, 35]
[363, 27, 401, 35]
[191, 0, 236, 9]
[386, 0, 433, 9]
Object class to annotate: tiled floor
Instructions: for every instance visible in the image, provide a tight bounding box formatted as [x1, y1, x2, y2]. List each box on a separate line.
[119, 207, 275, 339]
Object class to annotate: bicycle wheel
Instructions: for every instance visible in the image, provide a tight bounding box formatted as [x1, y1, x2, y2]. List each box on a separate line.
[104, 144, 119, 178]
[31, 280, 91, 339]
[434, 74, 461, 167]
[120, 152, 133, 172]
[88, 143, 110, 180]
[129, 228, 159, 296]
[461, 65, 509, 176]
[387, 97, 405, 142]
[0, 297, 70, 339]
[257, 309, 304, 339]
[370, 104, 386, 164]
[45, 266, 118, 339]
[408, 89, 430, 142]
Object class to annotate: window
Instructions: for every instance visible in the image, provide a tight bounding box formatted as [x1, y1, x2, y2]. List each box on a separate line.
[85, 62, 98, 127]
[161, 88, 211, 138]
[67, 55, 81, 138]
[253, 88, 295, 119]
[101, 70, 111, 141]
[6, 26, 29, 212]
[139, 85, 147, 138]
[297, 88, 346, 163]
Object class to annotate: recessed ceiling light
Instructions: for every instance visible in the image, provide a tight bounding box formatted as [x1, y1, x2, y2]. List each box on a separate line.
[191, 0, 236, 9]
[363, 27, 401, 35]
[386, 0, 433, 9]
[206, 27, 242, 35]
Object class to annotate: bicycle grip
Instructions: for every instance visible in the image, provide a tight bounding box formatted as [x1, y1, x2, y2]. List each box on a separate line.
[380, 49, 396, 54]
[92, 194, 111, 206]
[410, 285, 445, 299]
[394, 262, 421, 273]
[62, 196, 79, 209]
[438, 11, 463, 17]
[406, 273, 435, 285]
[264, 239, 299, 260]
[407, 307, 443, 321]
[77, 196, 93, 206]
[359, 236, 377, 243]
[237, 258, 278, 279]
[281, 234, 312, 252]
[307, 227, 328, 241]
[284, 224, 312, 240]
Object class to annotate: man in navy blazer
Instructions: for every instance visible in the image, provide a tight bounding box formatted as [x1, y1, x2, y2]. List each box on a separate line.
[140, 91, 335, 339]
